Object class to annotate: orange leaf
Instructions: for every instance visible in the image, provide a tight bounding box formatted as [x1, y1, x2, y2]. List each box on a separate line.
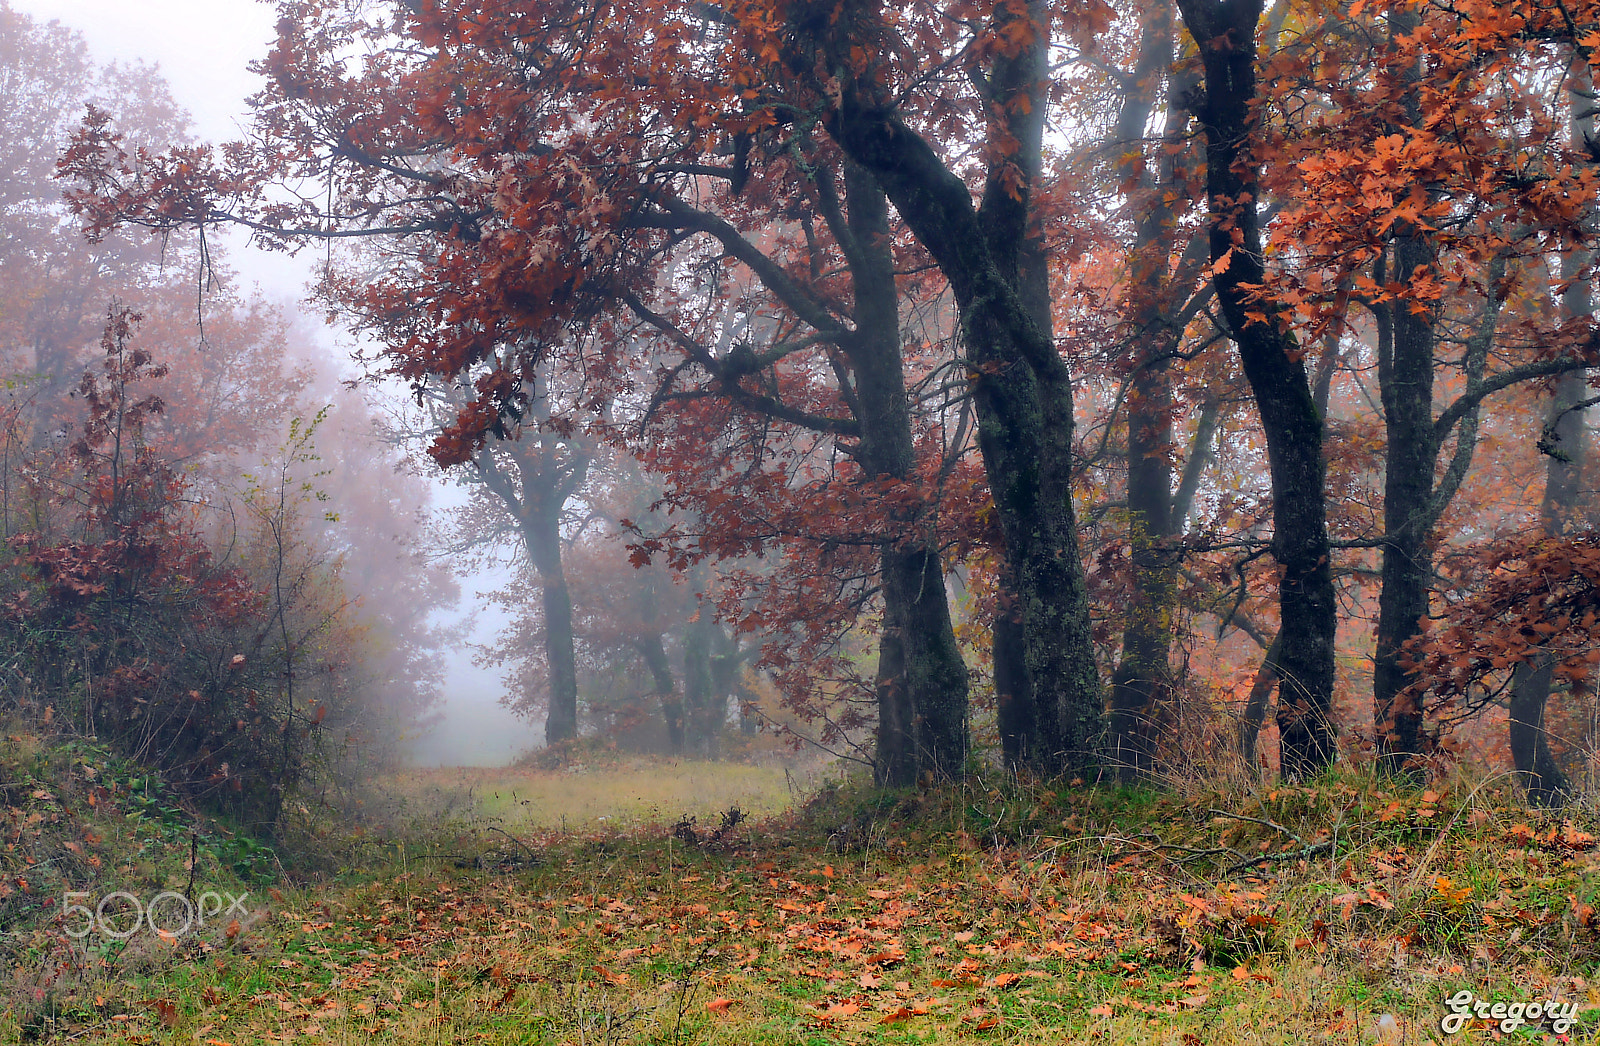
[706, 997, 734, 1013]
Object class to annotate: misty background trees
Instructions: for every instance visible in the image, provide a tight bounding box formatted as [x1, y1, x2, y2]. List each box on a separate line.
[0, 5, 459, 833]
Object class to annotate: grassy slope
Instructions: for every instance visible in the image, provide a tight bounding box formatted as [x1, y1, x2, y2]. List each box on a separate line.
[5, 754, 1600, 1044]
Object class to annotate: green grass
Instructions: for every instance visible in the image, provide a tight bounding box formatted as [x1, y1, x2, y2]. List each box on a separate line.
[362, 758, 834, 834]
[6, 758, 1600, 1043]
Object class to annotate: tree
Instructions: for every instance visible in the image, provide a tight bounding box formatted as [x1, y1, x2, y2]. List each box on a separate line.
[1172, 0, 1338, 778]
[1254, 0, 1600, 778]
[463, 380, 593, 748]
[61, 0, 985, 781]
[61, 0, 1600, 790]
[0, 6, 453, 833]
[772, 0, 1105, 774]
[0, 1, 193, 419]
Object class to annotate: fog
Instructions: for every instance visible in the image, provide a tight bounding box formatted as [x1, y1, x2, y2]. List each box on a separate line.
[412, 592, 544, 767]
[13, 0, 543, 768]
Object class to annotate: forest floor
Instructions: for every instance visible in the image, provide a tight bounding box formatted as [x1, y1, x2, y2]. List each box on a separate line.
[4, 739, 1600, 1044]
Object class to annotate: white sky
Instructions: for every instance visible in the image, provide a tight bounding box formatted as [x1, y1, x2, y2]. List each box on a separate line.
[14, 0, 543, 764]
[17, 0, 309, 299]
[15, 0, 276, 142]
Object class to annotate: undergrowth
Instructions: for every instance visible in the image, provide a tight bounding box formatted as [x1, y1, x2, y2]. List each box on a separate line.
[2, 739, 1598, 1044]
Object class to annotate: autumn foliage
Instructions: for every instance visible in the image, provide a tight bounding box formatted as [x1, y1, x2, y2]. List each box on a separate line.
[0, 4, 457, 832]
[39, 0, 1600, 797]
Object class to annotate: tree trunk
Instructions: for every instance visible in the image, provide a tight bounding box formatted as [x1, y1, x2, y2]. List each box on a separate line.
[1510, 259, 1589, 803]
[882, 546, 970, 778]
[1369, 7, 1440, 773]
[524, 503, 580, 745]
[1506, 64, 1595, 805]
[990, 0, 1102, 776]
[872, 620, 915, 784]
[1372, 233, 1438, 771]
[819, 1, 1099, 776]
[994, 595, 1033, 770]
[838, 163, 971, 784]
[1176, 0, 1337, 778]
[1238, 631, 1280, 766]
[1109, 347, 1175, 779]
[709, 627, 756, 736]
[682, 605, 718, 757]
[1510, 661, 1571, 805]
[1107, 12, 1190, 781]
[638, 631, 682, 755]
[472, 403, 591, 749]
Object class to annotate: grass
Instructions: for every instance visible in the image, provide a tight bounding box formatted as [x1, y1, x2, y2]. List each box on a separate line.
[4, 754, 1600, 1044]
[364, 757, 832, 835]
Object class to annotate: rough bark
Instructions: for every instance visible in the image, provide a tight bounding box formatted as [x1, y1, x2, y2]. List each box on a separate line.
[834, 163, 971, 784]
[808, 0, 1102, 774]
[1175, 0, 1337, 777]
[1371, 230, 1438, 770]
[1370, 7, 1438, 773]
[994, 603, 1033, 769]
